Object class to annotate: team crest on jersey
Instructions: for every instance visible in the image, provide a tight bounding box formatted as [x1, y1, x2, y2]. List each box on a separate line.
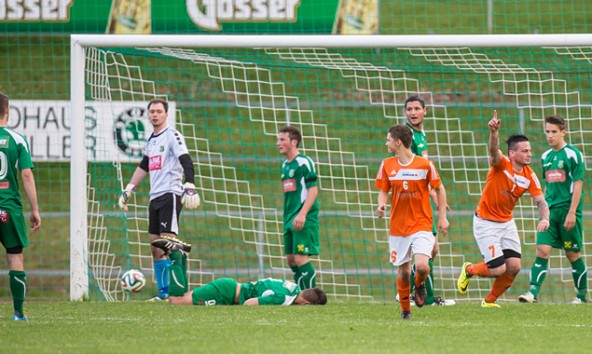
[0, 138, 7, 148]
[289, 169, 295, 178]
[558, 160, 564, 169]
[113, 107, 148, 157]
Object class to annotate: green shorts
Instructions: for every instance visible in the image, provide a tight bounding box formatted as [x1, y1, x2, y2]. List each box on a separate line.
[0, 209, 28, 250]
[192, 278, 238, 306]
[283, 226, 319, 255]
[536, 208, 583, 252]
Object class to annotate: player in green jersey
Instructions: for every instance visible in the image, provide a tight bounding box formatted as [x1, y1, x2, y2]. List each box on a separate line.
[0, 92, 41, 320]
[276, 126, 320, 290]
[403, 96, 454, 306]
[519, 115, 587, 304]
[150, 239, 327, 306]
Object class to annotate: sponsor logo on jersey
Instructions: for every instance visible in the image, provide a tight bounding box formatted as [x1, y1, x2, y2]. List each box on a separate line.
[149, 155, 162, 171]
[0, 182, 8, 189]
[545, 169, 565, 183]
[283, 179, 296, 192]
[113, 107, 148, 157]
[0, 210, 8, 223]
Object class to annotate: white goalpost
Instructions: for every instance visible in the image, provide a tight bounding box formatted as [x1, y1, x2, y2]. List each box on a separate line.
[70, 34, 592, 302]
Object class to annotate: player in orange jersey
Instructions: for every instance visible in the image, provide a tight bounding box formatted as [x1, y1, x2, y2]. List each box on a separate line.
[375, 124, 449, 320]
[457, 110, 550, 308]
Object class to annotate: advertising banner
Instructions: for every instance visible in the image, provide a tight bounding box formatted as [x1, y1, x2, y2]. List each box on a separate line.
[9, 100, 176, 162]
[0, 0, 377, 34]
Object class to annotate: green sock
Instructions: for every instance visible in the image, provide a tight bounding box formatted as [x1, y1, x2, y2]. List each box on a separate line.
[9, 270, 26, 316]
[410, 263, 416, 292]
[169, 251, 187, 297]
[425, 258, 435, 304]
[297, 262, 316, 289]
[290, 264, 300, 285]
[529, 257, 548, 298]
[571, 258, 587, 301]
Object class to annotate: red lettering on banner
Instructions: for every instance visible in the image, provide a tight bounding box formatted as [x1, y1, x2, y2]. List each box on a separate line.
[149, 155, 162, 171]
[545, 169, 566, 183]
[282, 179, 297, 192]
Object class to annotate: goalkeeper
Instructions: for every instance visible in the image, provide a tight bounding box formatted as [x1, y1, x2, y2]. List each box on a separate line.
[118, 98, 200, 301]
[151, 238, 327, 306]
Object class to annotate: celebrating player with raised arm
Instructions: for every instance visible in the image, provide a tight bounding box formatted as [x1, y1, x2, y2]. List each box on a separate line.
[118, 98, 200, 301]
[457, 110, 550, 308]
[519, 115, 587, 304]
[375, 124, 448, 320]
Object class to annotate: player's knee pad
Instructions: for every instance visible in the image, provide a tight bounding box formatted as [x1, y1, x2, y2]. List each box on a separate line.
[6, 246, 23, 254]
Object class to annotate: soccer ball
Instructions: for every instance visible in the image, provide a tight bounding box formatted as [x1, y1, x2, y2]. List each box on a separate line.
[121, 269, 146, 292]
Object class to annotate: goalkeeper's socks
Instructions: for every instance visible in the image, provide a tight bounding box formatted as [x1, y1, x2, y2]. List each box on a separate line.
[290, 264, 300, 285]
[529, 257, 549, 298]
[297, 262, 316, 289]
[571, 258, 587, 300]
[9, 270, 26, 317]
[485, 272, 516, 303]
[397, 277, 411, 313]
[154, 259, 171, 299]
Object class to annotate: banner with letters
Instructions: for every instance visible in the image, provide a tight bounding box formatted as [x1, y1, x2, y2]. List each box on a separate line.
[9, 100, 176, 162]
[0, 0, 377, 34]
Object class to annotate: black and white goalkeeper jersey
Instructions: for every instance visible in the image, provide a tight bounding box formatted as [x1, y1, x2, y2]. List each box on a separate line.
[143, 126, 189, 200]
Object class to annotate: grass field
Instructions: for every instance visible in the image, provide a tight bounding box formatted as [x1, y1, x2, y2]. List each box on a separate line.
[1, 301, 591, 353]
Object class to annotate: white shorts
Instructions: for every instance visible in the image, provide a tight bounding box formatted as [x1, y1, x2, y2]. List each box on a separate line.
[473, 215, 521, 264]
[388, 231, 435, 267]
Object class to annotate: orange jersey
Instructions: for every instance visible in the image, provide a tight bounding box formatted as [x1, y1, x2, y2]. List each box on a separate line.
[375, 155, 442, 236]
[476, 156, 543, 222]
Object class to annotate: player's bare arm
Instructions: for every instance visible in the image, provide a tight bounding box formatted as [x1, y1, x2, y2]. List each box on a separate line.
[376, 190, 389, 218]
[21, 168, 41, 231]
[533, 194, 550, 232]
[243, 298, 259, 306]
[488, 110, 504, 166]
[434, 184, 449, 236]
[564, 179, 583, 231]
[292, 185, 318, 231]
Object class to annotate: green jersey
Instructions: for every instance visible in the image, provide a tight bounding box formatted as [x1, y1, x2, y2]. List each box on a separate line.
[0, 128, 34, 212]
[541, 143, 584, 211]
[281, 153, 319, 229]
[406, 122, 428, 158]
[239, 278, 301, 305]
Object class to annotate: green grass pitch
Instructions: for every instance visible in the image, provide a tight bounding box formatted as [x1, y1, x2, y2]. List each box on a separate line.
[2, 301, 591, 353]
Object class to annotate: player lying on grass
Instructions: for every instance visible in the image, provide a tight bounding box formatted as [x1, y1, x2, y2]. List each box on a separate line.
[151, 237, 327, 306]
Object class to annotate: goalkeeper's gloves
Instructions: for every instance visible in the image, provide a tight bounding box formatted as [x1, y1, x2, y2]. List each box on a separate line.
[181, 182, 200, 209]
[118, 184, 135, 211]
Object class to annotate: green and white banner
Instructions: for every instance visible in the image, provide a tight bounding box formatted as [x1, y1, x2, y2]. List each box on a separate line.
[0, 0, 378, 34]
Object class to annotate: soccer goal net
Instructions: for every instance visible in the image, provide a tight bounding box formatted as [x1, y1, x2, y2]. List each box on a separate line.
[70, 34, 592, 303]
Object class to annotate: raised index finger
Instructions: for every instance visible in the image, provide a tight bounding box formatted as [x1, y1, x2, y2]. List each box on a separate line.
[493, 109, 497, 120]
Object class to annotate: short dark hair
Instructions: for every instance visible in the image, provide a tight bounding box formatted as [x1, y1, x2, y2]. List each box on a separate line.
[506, 134, 529, 151]
[404, 95, 425, 109]
[545, 115, 565, 130]
[279, 126, 302, 147]
[301, 288, 327, 305]
[388, 124, 413, 149]
[148, 98, 168, 112]
[0, 91, 8, 117]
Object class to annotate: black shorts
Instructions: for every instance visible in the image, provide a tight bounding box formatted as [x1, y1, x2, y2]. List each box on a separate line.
[148, 193, 182, 235]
